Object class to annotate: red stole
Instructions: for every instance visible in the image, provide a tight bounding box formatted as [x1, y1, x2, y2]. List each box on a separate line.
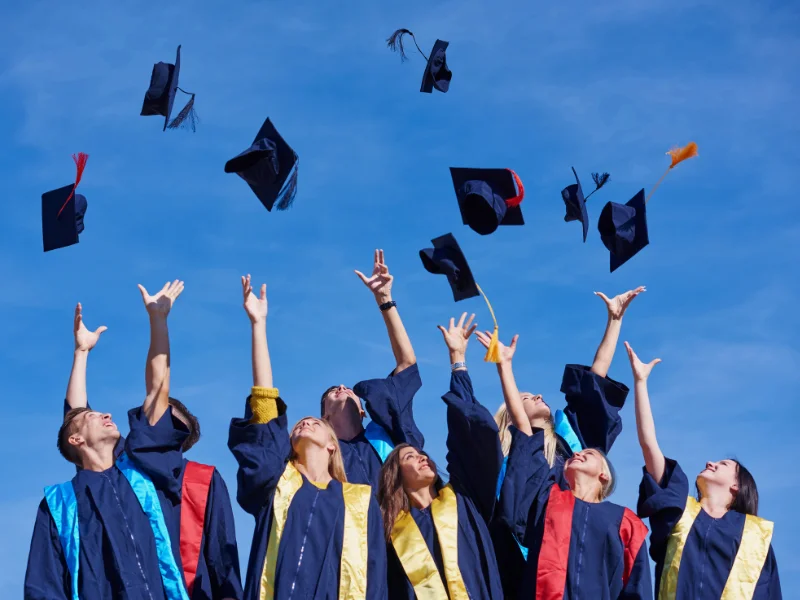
[180, 461, 215, 596]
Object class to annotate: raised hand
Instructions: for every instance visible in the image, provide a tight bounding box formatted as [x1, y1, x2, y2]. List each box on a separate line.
[437, 313, 477, 359]
[355, 249, 393, 304]
[73, 303, 107, 352]
[242, 274, 268, 324]
[475, 331, 518, 364]
[137, 280, 184, 318]
[624, 341, 661, 382]
[595, 286, 646, 320]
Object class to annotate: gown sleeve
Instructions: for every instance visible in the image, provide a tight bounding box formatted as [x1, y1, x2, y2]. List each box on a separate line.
[124, 405, 189, 503]
[442, 369, 503, 522]
[755, 545, 782, 600]
[24, 500, 70, 600]
[204, 469, 244, 600]
[560, 364, 629, 453]
[636, 457, 689, 562]
[366, 494, 389, 600]
[354, 363, 425, 449]
[227, 387, 291, 516]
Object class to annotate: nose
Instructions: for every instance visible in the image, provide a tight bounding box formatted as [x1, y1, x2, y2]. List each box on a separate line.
[706, 461, 715, 470]
[337, 385, 347, 392]
[103, 413, 112, 421]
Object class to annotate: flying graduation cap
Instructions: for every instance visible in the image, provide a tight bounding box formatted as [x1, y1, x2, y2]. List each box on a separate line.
[419, 233, 503, 363]
[224, 117, 299, 212]
[598, 142, 698, 271]
[561, 168, 610, 242]
[140, 45, 199, 132]
[450, 168, 525, 236]
[42, 153, 89, 252]
[387, 29, 452, 93]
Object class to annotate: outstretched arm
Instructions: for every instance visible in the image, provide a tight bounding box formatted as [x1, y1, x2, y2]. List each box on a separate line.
[65, 303, 107, 410]
[242, 275, 272, 388]
[475, 331, 531, 436]
[625, 341, 665, 483]
[356, 249, 416, 373]
[591, 286, 645, 377]
[138, 280, 184, 425]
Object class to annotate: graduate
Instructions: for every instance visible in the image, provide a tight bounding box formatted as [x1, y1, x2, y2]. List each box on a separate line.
[498, 333, 652, 599]
[378, 313, 504, 600]
[477, 286, 643, 598]
[319, 249, 425, 486]
[60, 295, 243, 600]
[228, 275, 387, 600]
[24, 280, 193, 600]
[626, 342, 782, 599]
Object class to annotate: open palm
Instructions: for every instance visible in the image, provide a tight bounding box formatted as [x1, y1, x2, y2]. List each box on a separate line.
[475, 331, 518, 364]
[595, 286, 646, 320]
[242, 274, 268, 324]
[73, 303, 107, 351]
[355, 249, 393, 300]
[624, 341, 661, 381]
[137, 280, 184, 317]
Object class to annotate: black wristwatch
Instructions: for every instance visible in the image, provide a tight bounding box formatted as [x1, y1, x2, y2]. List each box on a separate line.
[379, 300, 397, 312]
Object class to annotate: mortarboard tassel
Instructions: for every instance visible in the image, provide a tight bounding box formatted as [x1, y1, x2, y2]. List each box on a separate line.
[584, 172, 610, 201]
[274, 161, 299, 211]
[646, 142, 698, 204]
[167, 89, 199, 132]
[386, 28, 429, 62]
[57, 152, 89, 218]
[476, 283, 501, 363]
[505, 169, 525, 207]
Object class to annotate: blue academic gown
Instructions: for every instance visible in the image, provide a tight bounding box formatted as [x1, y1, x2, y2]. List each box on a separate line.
[500, 427, 653, 600]
[638, 458, 782, 600]
[24, 407, 188, 600]
[228, 396, 388, 600]
[387, 370, 504, 600]
[491, 364, 630, 598]
[342, 363, 424, 487]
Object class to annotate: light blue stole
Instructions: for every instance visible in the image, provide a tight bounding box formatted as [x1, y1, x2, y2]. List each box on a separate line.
[363, 420, 395, 463]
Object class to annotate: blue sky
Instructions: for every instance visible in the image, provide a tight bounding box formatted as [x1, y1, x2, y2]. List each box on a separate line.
[1, 0, 798, 595]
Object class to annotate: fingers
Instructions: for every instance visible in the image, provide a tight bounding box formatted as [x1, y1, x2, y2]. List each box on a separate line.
[474, 331, 490, 348]
[137, 284, 148, 301]
[437, 325, 447, 339]
[624, 341, 635, 359]
[241, 275, 251, 300]
[449, 317, 455, 330]
[354, 270, 369, 285]
[260, 283, 267, 301]
[168, 279, 185, 299]
[594, 291, 610, 303]
[649, 358, 662, 368]
[463, 313, 475, 331]
[378, 249, 385, 265]
[95, 326, 108, 335]
[509, 334, 519, 350]
[465, 323, 478, 338]
[74, 303, 82, 330]
[456, 312, 467, 329]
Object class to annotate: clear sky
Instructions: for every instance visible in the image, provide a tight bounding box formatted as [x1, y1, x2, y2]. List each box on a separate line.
[1, 0, 798, 596]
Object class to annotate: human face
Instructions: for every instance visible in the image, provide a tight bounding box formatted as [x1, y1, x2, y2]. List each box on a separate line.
[71, 411, 120, 449]
[697, 459, 739, 494]
[322, 385, 364, 418]
[520, 392, 551, 424]
[398, 446, 437, 490]
[564, 449, 608, 482]
[291, 417, 335, 452]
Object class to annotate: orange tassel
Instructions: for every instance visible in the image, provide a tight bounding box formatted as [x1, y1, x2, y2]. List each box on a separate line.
[667, 142, 698, 169]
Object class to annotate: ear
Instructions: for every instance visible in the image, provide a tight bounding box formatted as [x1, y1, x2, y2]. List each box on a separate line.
[68, 434, 84, 448]
[730, 480, 739, 495]
[598, 470, 610, 485]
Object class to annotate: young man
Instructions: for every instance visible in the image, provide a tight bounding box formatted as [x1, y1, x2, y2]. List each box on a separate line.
[319, 249, 425, 486]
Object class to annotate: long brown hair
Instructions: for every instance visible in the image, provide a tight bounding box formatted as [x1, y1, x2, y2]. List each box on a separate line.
[378, 443, 439, 540]
[288, 417, 347, 483]
[494, 403, 558, 467]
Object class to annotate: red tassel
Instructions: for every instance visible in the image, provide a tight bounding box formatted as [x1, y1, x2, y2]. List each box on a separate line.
[57, 153, 89, 218]
[505, 169, 525, 208]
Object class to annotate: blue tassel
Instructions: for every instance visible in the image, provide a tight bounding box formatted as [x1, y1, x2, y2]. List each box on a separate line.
[167, 93, 199, 132]
[591, 172, 610, 190]
[274, 161, 298, 211]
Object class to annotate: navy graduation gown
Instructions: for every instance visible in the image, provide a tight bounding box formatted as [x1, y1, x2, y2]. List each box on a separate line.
[638, 458, 782, 599]
[339, 363, 424, 487]
[388, 370, 504, 600]
[500, 427, 652, 599]
[228, 396, 387, 600]
[24, 408, 188, 600]
[491, 364, 630, 599]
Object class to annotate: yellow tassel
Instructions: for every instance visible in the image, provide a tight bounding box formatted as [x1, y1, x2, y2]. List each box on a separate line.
[476, 284, 501, 363]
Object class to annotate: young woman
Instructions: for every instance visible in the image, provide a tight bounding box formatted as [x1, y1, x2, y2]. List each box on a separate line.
[378, 313, 503, 599]
[478, 286, 643, 597]
[626, 342, 782, 599]
[228, 276, 387, 600]
[497, 334, 652, 599]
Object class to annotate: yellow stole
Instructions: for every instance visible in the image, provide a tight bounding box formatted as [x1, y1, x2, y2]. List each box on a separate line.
[259, 462, 372, 600]
[390, 484, 469, 600]
[658, 496, 774, 600]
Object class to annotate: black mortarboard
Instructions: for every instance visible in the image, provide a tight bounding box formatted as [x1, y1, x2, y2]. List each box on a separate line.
[597, 189, 649, 272]
[42, 153, 89, 252]
[224, 117, 299, 212]
[419, 233, 479, 302]
[450, 167, 525, 236]
[386, 29, 452, 94]
[561, 168, 610, 243]
[140, 45, 199, 132]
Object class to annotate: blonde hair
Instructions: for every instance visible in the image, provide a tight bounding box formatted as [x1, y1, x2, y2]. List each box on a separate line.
[494, 403, 557, 467]
[289, 417, 348, 483]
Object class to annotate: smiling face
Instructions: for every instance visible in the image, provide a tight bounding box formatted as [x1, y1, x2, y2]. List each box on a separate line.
[520, 392, 551, 424]
[320, 384, 364, 420]
[397, 446, 437, 490]
[697, 459, 739, 496]
[59, 408, 121, 466]
[563, 448, 613, 500]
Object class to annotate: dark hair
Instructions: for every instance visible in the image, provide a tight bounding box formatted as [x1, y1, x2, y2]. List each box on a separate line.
[58, 407, 92, 466]
[729, 459, 759, 516]
[319, 385, 338, 418]
[168, 397, 200, 453]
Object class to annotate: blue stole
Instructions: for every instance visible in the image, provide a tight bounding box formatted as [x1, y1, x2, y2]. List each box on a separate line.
[496, 456, 530, 560]
[553, 409, 583, 454]
[364, 420, 394, 463]
[43, 453, 190, 600]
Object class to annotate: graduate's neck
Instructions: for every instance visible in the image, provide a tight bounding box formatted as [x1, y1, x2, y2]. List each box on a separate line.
[326, 407, 364, 442]
[698, 486, 733, 519]
[294, 444, 333, 485]
[530, 416, 549, 430]
[405, 483, 438, 511]
[79, 441, 117, 472]
[568, 472, 602, 503]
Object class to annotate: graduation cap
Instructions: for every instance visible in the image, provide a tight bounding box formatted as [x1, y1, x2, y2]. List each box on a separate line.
[42, 153, 89, 252]
[561, 168, 610, 243]
[224, 117, 299, 212]
[450, 168, 525, 236]
[419, 233, 503, 363]
[597, 142, 698, 272]
[140, 45, 199, 132]
[386, 29, 452, 94]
